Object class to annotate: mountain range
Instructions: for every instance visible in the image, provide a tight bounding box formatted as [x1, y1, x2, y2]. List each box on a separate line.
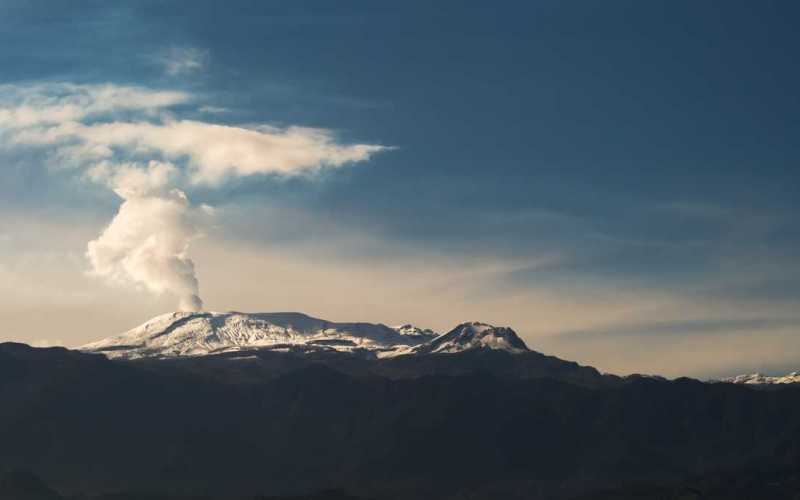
[78, 311, 525, 360]
[77, 312, 611, 388]
[81, 310, 795, 387]
[3, 311, 800, 499]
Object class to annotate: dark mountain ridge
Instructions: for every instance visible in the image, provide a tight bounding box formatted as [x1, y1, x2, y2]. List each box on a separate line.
[2, 341, 800, 499]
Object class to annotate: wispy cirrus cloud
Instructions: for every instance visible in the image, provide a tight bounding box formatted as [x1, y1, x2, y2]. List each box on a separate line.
[557, 317, 800, 340]
[12, 119, 387, 185]
[0, 83, 189, 128]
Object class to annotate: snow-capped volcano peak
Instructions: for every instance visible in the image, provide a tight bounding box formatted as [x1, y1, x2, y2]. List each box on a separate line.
[410, 321, 529, 355]
[80, 312, 528, 361]
[80, 311, 432, 360]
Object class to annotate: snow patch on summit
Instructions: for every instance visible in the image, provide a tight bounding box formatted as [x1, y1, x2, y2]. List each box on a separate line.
[81, 311, 431, 360]
[410, 322, 529, 355]
[393, 324, 439, 341]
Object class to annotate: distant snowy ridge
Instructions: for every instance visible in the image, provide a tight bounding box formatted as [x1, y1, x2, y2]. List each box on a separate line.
[80, 312, 529, 360]
[720, 371, 800, 385]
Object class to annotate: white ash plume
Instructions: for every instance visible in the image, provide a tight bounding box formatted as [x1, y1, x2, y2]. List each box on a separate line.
[86, 161, 205, 311]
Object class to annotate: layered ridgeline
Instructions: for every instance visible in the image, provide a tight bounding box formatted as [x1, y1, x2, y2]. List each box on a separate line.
[4, 312, 800, 499]
[80, 311, 524, 360]
[83, 312, 800, 388]
[4, 338, 800, 500]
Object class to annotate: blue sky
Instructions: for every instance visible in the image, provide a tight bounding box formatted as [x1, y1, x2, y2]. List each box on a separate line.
[0, 1, 798, 378]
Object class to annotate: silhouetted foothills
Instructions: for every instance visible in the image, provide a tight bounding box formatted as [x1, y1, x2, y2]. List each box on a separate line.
[2, 338, 800, 500]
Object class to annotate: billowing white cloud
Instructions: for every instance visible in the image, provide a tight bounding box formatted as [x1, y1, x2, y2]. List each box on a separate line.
[0, 82, 387, 310]
[87, 160, 179, 198]
[87, 161, 206, 311]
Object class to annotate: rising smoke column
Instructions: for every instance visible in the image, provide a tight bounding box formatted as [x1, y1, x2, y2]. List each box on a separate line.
[86, 161, 205, 311]
[0, 82, 386, 311]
